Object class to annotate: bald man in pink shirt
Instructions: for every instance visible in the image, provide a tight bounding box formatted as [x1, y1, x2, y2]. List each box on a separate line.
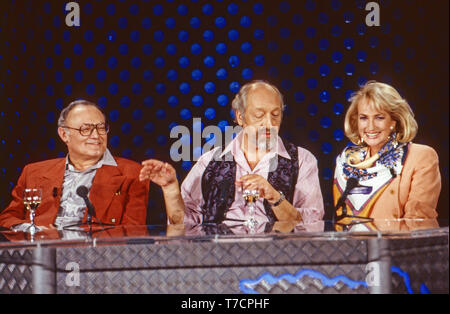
[140, 81, 324, 227]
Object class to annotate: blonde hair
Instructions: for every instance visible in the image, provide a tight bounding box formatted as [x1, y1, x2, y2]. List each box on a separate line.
[344, 81, 418, 144]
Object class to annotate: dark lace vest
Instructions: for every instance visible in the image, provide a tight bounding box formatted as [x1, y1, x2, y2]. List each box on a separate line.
[201, 140, 299, 224]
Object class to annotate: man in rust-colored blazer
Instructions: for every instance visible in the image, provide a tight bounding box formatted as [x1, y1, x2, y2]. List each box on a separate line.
[0, 100, 149, 230]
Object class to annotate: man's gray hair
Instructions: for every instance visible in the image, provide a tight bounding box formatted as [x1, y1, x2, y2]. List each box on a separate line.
[57, 99, 105, 127]
[231, 80, 285, 123]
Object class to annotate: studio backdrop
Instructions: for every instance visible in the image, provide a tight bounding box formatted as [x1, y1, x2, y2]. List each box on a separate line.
[0, 0, 448, 223]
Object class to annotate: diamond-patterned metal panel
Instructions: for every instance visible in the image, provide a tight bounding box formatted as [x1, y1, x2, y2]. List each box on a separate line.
[389, 236, 449, 294]
[54, 238, 369, 293]
[239, 264, 369, 294]
[56, 239, 368, 271]
[56, 264, 369, 294]
[1, 232, 448, 294]
[0, 249, 33, 293]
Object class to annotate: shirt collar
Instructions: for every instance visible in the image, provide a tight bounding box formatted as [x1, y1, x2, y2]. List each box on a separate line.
[66, 148, 117, 172]
[220, 130, 291, 160]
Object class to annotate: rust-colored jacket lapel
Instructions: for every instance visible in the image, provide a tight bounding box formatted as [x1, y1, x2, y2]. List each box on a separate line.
[88, 164, 126, 221]
[40, 159, 66, 187]
[33, 159, 66, 225]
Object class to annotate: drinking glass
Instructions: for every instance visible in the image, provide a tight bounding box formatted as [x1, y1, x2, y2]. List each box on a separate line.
[242, 189, 259, 231]
[23, 188, 42, 234]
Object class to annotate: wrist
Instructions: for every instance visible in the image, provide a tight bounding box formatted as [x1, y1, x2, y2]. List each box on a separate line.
[162, 180, 180, 194]
[270, 191, 285, 207]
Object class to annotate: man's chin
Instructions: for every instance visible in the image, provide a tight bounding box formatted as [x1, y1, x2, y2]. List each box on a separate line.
[85, 149, 105, 159]
[256, 138, 277, 152]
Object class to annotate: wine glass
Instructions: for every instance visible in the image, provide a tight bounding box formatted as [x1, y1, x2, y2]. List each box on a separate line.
[23, 188, 42, 235]
[242, 189, 259, 232]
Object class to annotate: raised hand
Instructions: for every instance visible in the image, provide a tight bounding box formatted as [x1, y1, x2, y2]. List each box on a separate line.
[139, 159, 177, 187]
[140, 159, 185, 224]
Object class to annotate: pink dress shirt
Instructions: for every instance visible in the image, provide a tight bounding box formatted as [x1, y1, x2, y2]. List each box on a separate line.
[181, 132, 324, 225]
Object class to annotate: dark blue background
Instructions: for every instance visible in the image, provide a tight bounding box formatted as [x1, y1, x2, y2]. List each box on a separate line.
[1, 0, 448, 223]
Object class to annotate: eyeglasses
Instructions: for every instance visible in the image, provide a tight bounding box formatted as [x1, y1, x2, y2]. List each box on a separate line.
[62, 123, 110, 136]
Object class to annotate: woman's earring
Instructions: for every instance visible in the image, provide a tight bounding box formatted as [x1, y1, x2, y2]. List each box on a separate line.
[392, 132, 398, 147]
[357, 136, 364, 145]
[389, 126, 398, 147]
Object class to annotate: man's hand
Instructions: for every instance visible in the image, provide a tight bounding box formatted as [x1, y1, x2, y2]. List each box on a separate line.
[235, 174, 280, 204]
[236, 174, 302, 222]
[140, 159, 177, 187]
[140, 159, 185, 225]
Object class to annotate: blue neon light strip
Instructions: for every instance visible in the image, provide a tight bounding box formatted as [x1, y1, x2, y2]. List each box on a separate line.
[391, 266, 431, 294]
[239, 269, 368, 294]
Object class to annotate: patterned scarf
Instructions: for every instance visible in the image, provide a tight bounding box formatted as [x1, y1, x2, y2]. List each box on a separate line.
[333, 138, 409, 224]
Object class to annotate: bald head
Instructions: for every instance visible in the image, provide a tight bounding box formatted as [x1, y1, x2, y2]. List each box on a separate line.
[231, 80, 284, 123]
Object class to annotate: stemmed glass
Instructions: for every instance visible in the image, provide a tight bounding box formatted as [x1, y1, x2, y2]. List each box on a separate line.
[23, 188, 42, 235]
[242, 189, 259, 232]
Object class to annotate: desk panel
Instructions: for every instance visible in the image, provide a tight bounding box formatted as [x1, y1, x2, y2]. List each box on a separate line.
[0, 221, 448, 294]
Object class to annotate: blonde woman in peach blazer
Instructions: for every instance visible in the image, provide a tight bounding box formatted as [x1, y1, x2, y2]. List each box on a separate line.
[333, 81, 441, 228]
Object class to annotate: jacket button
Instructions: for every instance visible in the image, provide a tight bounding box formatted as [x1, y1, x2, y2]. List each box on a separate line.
[111, 218, 116, 223]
